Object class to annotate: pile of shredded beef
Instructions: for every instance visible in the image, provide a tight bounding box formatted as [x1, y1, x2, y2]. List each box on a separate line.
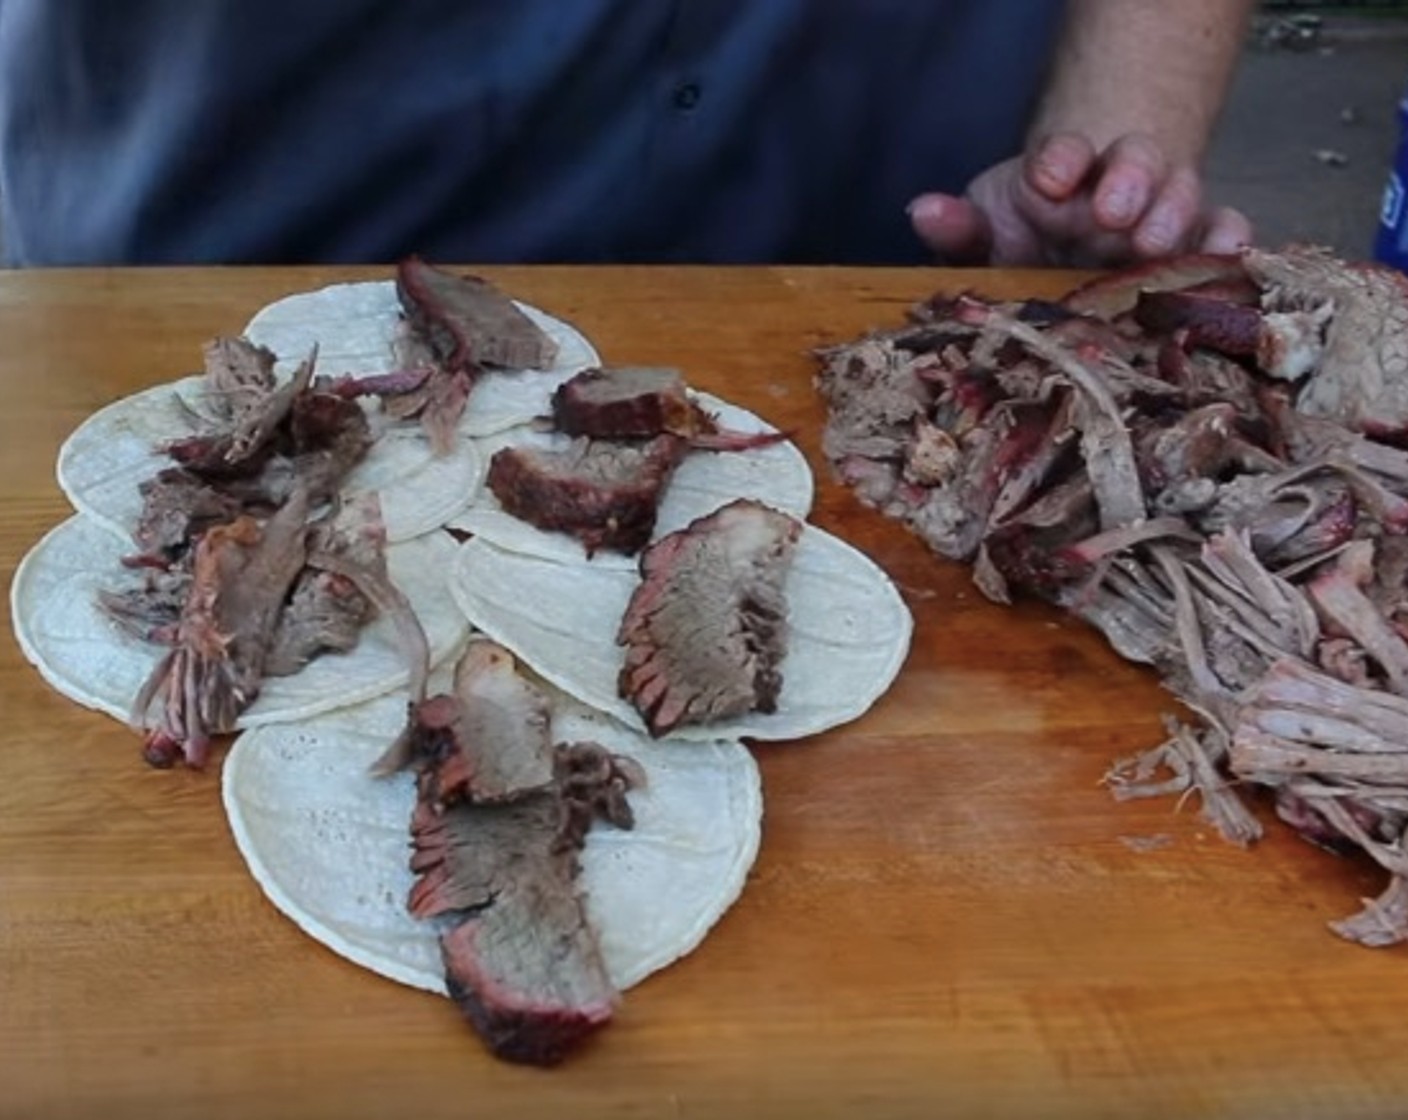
[815, 246, 1408, 947]
[101, 262, 568, 768]
[100, 338, 405, 768]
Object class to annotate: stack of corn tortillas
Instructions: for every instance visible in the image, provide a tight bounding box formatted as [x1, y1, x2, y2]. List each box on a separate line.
[9, 275, 914, 1008]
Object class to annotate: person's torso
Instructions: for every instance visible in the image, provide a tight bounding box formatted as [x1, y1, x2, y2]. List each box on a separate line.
[0, 0, 1066, 265]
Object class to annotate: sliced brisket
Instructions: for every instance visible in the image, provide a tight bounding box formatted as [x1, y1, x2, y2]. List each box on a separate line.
[375, 641, 555, 806]
[551, 366, 785, 451]
[396, 257, 560, 372]
[1061, 253, 1249, 319]
[407, 785, 616, 1066]
[617, 498, 801, 736]
[394, 640, 641, 1066]
[486, 434, 688, 556]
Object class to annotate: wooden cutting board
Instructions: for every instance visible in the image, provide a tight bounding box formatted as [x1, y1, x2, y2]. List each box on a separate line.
[0, 265, 1399, 1120]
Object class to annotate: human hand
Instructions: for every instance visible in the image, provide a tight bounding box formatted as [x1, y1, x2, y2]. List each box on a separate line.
[907, 131, 1252, 267]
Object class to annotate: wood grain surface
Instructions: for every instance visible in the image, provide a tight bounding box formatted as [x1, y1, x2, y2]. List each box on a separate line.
[1, 266, 1401, 1120]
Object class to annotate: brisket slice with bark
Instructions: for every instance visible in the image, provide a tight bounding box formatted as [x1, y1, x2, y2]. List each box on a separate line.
[618, 498, 801, 737]
[396, 257, 560, 372]
[551, 366, 787, 451]
[1061, 253, 1250, 319]
[394, 641, 640, 1066]
[406, 773, 616, 1067]
[486, 434, 688, 556]
[390, 258, 560, 453]
[373, 641, 555, 806]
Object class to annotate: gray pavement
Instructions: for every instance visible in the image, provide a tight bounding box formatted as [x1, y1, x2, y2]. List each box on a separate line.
[1206, 15, 1408, 256]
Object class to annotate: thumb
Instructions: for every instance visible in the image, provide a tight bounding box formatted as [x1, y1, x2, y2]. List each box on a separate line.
[908, 193, 993, 264]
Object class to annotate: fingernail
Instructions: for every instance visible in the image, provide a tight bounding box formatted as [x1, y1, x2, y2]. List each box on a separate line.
[1102, 185, 1139, 224]
[1033, 154, 1076, 192]
[1140, 220, 1176, 253]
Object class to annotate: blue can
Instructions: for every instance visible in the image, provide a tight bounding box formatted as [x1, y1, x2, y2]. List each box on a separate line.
[1375, 86, 1408, 270]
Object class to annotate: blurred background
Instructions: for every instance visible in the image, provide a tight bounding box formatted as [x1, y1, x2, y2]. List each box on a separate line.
[1209, 1, 1408, 256]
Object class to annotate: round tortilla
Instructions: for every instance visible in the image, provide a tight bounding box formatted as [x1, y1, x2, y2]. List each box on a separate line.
[447, 521, 913, 742]
[221, 666, 762, 994]
[447, 392, 815, 568]
[243, 280, 601, 437]
[56, 374, 483, 546]
[9, 515, 468, 730]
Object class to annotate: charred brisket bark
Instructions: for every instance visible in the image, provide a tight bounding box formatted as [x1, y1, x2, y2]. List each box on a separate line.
[618, 499, 801, 736]
[407, 780, 616, 1066]
[487, 365, 793, 556]
[486, 435, 688, 556]
[553, 367, 701, 439]
[551, 366, 786, 451]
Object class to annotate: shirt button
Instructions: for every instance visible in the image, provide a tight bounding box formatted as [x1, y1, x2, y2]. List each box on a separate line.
[672, 81, 702, 111]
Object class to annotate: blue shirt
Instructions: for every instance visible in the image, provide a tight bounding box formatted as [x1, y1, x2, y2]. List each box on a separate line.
[0, 1, 1066, 266]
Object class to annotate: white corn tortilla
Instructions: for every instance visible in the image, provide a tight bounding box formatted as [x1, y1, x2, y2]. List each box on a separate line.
[447, 393, 815, 568]
[243, 280, 601, 436]
[56, 374, 483, 545]
[9, 515, 468, 730]
[448, 522, 913, 742]
[221, 663, 762, 993]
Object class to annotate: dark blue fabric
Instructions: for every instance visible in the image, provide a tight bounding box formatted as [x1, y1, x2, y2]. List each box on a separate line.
[0, 1, 1067, 266]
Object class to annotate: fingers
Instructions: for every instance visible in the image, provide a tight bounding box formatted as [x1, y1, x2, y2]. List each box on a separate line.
[911, 132, 1253, 268]
[1130, 165, 1201, 257]
[908, 193, 994, 264]
[1025, 133, 1097, 202]
[1089, 133, 1167, 231]
[1199, 205, 1254, 253]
